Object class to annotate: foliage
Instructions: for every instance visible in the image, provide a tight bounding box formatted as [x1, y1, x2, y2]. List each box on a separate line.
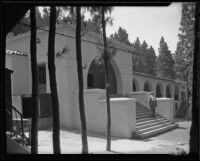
[174, 2, 196, 98]
[145, 46, 157, 75]
[84, 14, 102, 35]
[110, 26, 131, 45]
[132, 37, 142, 72]
[156, 36, 175, 79]
[11, 7, 64, 36]
[132, 38, 157, 75]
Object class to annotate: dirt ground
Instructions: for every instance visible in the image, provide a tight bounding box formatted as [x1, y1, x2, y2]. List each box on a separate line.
[28, 118, 191, 154]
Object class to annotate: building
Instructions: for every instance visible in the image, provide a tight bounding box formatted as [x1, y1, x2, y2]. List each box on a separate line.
[5, 23, 187, 139]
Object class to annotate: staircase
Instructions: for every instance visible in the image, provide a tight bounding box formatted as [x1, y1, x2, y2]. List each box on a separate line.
[132, 102, 178, 139]
[6, 100, 31, 154]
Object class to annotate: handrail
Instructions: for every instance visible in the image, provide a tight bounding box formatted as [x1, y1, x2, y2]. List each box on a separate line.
[6, 99, 25, 145]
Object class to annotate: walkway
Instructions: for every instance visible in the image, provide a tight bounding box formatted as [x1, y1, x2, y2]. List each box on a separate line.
[27, 118, 190, 154]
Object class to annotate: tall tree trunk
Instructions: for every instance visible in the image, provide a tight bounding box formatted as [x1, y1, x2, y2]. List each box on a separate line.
[48, 6, 61, 154]
[189, 2, 199, 155]
[76, 7, 88, 154]
[30, 7, 39, 154]
[101, 7, 111, 151]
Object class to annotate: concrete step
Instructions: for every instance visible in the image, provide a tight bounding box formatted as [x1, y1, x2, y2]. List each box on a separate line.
[136, 115, 163, 123]
[136, 119, 171, 130]
[136, 113, 155, 119]
[137, 122, 174, 133]
[136, 111, 153, 116]
[133, 123, 178, 139]
[136, 108, 151, 112]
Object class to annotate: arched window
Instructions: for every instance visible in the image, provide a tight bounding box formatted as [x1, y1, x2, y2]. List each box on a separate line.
[144, 81, 152, 92]
[133, 79, 140, 92]
[174, 85, 179, 100]
[166, 84, 172, 98]
[133, 81, 137, 92]
[156, 84, 163, 98]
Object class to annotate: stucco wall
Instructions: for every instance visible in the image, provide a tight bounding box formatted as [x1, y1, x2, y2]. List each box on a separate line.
[74, 89, 136, 138]
[156, 98, 174, 122]
[5, 54, 30, 95]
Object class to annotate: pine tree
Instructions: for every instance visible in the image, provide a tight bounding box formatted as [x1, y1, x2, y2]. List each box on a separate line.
[140, 40, 148, 74]
[174, 2, 195, 98]
[157, 36, 175, 79]
[132, 37, 141, 73]
[110, 26, 131, 45]
[145, 46, 157, 75]
[84, 14, 102, 35]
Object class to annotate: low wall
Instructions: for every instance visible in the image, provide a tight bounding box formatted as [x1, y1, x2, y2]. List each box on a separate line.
[38, 117, 53, 130]
[156, 98, 174, 122]
[127, 91, 151, 109]
[74, 89, 136, 138]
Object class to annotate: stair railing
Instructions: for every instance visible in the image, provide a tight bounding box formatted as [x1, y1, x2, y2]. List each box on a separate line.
[6, 100, 25, 146]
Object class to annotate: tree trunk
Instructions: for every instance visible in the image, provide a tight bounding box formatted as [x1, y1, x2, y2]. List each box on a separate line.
[48, 6, 61, 154]
[189, 2, 199, 155]
[76, 6, 88, 154]
[101, 7, 111, 151]
[30, 7, 39, 154]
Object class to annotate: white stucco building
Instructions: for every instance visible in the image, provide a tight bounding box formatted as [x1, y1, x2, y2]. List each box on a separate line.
[5, 23, 187, 138]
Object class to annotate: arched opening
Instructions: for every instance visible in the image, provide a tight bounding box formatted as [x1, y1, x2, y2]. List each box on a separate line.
[87, 59, 117, 94]
[143, 81, 152, 92]
[133, 79, 140, 92]
[156, 83, 163, 98]
[174, 85, 179, 100]
[166, 84, 172, 98]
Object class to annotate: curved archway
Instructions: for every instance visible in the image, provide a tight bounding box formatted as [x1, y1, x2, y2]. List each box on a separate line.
[133, 79, 140, 92]
[143, 80, 153, 92]
[87, 58, 120, 94]
[166, 84, 172, 98]
[156, 83, 163, 98]
[174, 85, 179, 100]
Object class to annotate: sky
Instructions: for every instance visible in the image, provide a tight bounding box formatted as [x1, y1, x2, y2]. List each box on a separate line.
[39, 3, 183, 56]
[105, 3, 182, 55]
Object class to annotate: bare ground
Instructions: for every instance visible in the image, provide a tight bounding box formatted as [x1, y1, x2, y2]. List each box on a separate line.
[27, 118, 191, 154]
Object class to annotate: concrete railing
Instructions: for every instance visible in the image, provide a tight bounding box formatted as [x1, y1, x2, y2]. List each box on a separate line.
[127, 91, 151, 109]
[156, 98, 174, 122]
[74, 89, 136, 138]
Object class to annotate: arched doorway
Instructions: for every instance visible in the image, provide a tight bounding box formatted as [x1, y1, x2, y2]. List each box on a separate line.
[143, 80, 152, 92]
[166, 84, 172, 98]
[156, 83, 163, 98]
[133, 79, 140, 92]
[87, 59, 117, 94]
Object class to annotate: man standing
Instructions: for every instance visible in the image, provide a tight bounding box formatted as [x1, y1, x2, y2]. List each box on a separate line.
[148, 92, 157, 117]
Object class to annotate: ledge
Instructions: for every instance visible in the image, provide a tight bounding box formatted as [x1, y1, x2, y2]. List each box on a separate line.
[156, 98, 174, 101]
[74, 88, 105, 94]
[99, 97, 136, 103]
[129, 91, 152, 94]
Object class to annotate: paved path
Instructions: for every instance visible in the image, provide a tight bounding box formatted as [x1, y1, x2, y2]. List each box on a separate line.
[28, 119, 190, 154]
